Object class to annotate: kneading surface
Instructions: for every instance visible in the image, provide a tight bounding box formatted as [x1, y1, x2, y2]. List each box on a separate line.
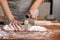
[28, 26, 47, 31]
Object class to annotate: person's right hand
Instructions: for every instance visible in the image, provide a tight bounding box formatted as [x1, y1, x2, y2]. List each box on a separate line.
[8, 19, 22, 31]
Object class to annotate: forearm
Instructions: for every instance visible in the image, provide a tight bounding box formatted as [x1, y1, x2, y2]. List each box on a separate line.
[1, 0, 15, 21]
[31, 0, 44, 9]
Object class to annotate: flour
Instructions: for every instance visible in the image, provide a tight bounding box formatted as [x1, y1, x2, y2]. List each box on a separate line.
[3, 25, 15, 31]
[28, 26, 47, 31]
[3, 25, 47, 32]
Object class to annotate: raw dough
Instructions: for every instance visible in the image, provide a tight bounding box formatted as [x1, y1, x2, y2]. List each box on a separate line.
[3, 25, 15, 31]
[28, 26, 47, 31]
[3, 25, 47, 32]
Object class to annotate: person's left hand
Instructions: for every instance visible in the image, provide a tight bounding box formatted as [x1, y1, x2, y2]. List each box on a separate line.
[29, 8, 39, 19]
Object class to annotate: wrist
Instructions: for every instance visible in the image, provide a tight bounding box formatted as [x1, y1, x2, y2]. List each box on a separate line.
[30, 7, 38, 10]
[8, 17, 15, 22]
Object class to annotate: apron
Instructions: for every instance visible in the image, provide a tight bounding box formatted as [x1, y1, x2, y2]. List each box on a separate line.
[5, 0, 34, 24]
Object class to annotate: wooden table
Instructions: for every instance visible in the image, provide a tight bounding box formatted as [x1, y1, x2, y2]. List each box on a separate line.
[0, 16, 60, 40]
[0, 25, 60, 40]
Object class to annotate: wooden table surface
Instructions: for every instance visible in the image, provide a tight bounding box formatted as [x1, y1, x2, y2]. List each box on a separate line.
[0, 16, 60, 40]
[0, 25, 60, 40]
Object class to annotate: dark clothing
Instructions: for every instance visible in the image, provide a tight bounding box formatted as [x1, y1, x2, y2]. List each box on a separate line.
[5, 0, 35, 24]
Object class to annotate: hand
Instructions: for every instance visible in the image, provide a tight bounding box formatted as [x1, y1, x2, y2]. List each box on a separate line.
[9, 19, 22, 31]
[29, 8, 39, 18]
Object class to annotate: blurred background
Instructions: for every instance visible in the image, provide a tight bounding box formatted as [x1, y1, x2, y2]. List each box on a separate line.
[39, 0, 50, 17]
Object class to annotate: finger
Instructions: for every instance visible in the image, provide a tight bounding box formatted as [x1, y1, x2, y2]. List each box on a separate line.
[34, 11, 37, 18]
[17, 22, 22, 29]
[30, 12, 32, 18]
[9, 23, 12, 28]
[30, 10, 35, 18]
[33, 11, 36, 18]
[9, 23, 15, 30]
[12, 23, 18, 31]
[14, 22, 20, 30]
[33, 10, 39, 18]
[32, 11, 36, 18]
[15, 22, 23, 31]
[15, 23, 22, 31]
